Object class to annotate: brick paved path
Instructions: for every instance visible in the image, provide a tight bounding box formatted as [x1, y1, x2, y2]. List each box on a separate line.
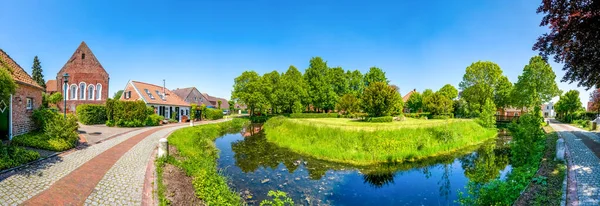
[549, 120, 600, 206]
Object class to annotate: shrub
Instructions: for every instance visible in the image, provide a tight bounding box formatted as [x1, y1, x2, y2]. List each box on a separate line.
[0, 144, 40, 170]
[12, 132, 74, 151]
[13, 114, 79, 152]
[45, 114, 80, 146]
[145, 114, 164, 126]
[289, 113, 339, 118]
[404, 113, 431, 119]
[106, 99, 149, 127]
[205, 108, 224, 120]
[76, 104, 107, 125]
[248, 115, 271, 123]
[32, 108, 59, 130]
[366, 116, 393, 122]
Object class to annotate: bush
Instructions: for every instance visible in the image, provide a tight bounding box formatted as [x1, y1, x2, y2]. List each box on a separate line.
[248, 115, 271, 123]
[76, 104, 107, 125]
[431, 114, 453, 119]
[145, 114, 164, 126]
[0, 144, 40, 170]
[289, 113, 339, 118]
[366, 116, 393, 122]
[13, 114, 79, 152]
[45, 114, 80, 145]
[32, 108, 59, 130]
[205, 108, 224, 120]
[106, 99, 149, 127]
[404, 112, 431, 119]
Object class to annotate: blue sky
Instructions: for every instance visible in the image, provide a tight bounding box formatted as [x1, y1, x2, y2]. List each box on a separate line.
[0, 0, 592, 107]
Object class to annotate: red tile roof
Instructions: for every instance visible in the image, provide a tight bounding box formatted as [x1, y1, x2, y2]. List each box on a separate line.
[124, 81, 190, 107]
[46, 79, 57, 92]
[0, 49, 44, 90]
[402, 89, 417, 102]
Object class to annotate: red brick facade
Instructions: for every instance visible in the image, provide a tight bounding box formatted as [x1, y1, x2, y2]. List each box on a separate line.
[12, 84, 43, 136]
[53, 42, 109, 113]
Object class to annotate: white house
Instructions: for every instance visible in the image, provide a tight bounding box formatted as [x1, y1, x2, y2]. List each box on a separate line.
[542, 102, 555, 118]
[120, 80, 190, 122]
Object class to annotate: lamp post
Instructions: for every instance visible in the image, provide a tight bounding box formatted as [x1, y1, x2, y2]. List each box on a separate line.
[63, 73, 69, 118]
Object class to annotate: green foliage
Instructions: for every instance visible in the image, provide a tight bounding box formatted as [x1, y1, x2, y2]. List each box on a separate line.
[113, 90, 124, 100]
[217, 100, 222, 109]
[511, 56, 560, 108]
[404, 113, 430, 119]
[48, 92, 63, 105]
[0, 144, 40, 170]
[555, 90, 582, 121]
[347, 70, 364, 97]
[15, 111, 79, 151]
[45, 114, 79, 145]
[336, 93, 360, 114]
[406, 92, 423, 113]
[155, 157, 170, 206]
[510, 111, 544, 166]
[204, 108, 224, 120]
[32, 108, 59, 130]
[494, 76, 513, 109]
[260, 190, 294, 206]
[364, 67, 388, 86]
[31, 56, 45, 89]
[459, 61, 511, 113]
[366, 116, 393, 122]
[329, 67, 349, 98]
[477, 99, 496, 128]
[361, 82, 402, 117]
[166, 118, 250, 205]
[304, 57, 337, 111]
[289, 113, 339, 118]
[275, 66, 308, 114]
[76, 104, 107, 125]
[232, 71, 267, 116]
[264, 117, 497, 165]
[145, 114, 164, 126]
[0, 65, 17, 103]
[423, 91, 453, 115]
[438, 84, 458, 99]
[190, 104, 197, 120]
[105, 99, 149, 127]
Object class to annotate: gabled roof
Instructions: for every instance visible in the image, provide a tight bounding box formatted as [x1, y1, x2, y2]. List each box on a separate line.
[402, 89, 417, 102]
[0, 49, 44, 90]
[172, 87, 195, 100]
[46, 79, 57, 92]
[57, 41, 109, 76]
[126, 80, 190, 107]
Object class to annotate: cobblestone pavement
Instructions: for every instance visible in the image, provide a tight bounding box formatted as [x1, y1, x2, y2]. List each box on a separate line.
[550, 121, 600, 206]
[85, 125, 186, 205]
[79, 124, 141, 145]
[0, 128, 152, 205]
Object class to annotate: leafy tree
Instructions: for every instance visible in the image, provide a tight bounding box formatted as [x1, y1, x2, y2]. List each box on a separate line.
[495, 76, 513, 110]
[263, 70, 281, 113]
[534, 0, 600, 89]
[277, 66, 308, 113]
[364, 67, 388, 87]
[113, 90, 124, 99]
[232, 71, 267, 116]
[590, 89, 600, 115]
[347, 70, 364, 97]
[361, 82, 401, 117]
[406, 92, 423, 113]
[423, 92, 453, 115]
[336, 93, 360, 114]
[511, 56, 560, 108]
[48, 92, 63, 105]
[304, 57, 336, 112]
[459, 61, 510, 114]
[438, 84, 458, 99]
[0, 66, 17, 104]
[328, 67, 348, 97]
[421, 89, 434, 112]
[228, 99, 236, 113]
[478, 99, 496, 128]
[556, 90, 582, 119]
[453, 99, 469, 118]
[217, 100, 222, 109]
[31, 56, 45, 89]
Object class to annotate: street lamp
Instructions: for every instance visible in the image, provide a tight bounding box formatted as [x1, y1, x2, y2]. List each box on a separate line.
[63, 73, 69, 118]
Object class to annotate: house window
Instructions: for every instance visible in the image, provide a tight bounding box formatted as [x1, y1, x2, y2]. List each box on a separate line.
[96, 84, 102, 100]
[547, 106, 549, 110]
[194, 97, 197, 101]
[79, 83, 86, 100]
[145, 89, 155, 99]
[82, 53, 85, 59]
[155, 90, 165, 100]
[88, 85, 95, 100]
[70, 84, 77, 100]
[26, 98, 33, 110]
[124, 91, 130, 99]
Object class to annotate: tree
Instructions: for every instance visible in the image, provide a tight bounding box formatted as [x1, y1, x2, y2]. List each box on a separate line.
[328, 67, 348, 97]
[438, 84, 458, 99]
[421, 89, 434, 112]
[229, 99, 236, 113]
[347, 70, 364, 97]
[556, 90, 582, 120]
[459, 61, 510, 114]
[217, 100, 222, 109]
[511, 56, 560, 108]
[262, 70, 281, 113]
[534, 0, 600, 89]
[423, 92, 453, 115]
[364, 67, 388, 87]
[304, 57, 335, 112]
[336, 93, 360, 114]
[590, 89, 600, 115]
[495, 76, 513, 110]
[277, 66, 308, 113]
[406, 92, 423, 113]
[113, 90, 124, 99]
[0, 66, 17, 104]
[361, 82, 401, 117]
[31, 56, 45, 89]
[232, 71, 267, 116]
[478, 99, 496, 128]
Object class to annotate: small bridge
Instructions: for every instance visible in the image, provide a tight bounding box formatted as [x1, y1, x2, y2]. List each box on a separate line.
[495, 115, 519, 123]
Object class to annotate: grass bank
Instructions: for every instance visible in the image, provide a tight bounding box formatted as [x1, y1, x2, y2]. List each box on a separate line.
[158, 118, 250, 206]
[263, 117, 497, 165]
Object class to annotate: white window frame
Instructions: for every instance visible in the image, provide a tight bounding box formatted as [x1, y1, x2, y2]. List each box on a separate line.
[70, 84, 78, 100]
[88, 84, 95, 100]
[96, 83, 102, 100]
[79, 82, 87, 100]
[26, 98, 33, 110]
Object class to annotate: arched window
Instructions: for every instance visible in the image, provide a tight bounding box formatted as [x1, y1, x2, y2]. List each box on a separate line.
[70, 84, 77, 100]
[79, 83, 86, 100]
[96, 84, 102, 100]
[88, 85, 95, 100]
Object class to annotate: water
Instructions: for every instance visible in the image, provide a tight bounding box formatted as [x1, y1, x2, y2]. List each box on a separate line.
[216, 126, 512, 205]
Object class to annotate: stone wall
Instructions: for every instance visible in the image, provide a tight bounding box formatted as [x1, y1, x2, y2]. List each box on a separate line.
[12, 84, 43, 137]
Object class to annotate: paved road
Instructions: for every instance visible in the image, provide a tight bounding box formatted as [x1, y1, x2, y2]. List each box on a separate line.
[548, 120, 600, 206]
[0, 119, 231, 205]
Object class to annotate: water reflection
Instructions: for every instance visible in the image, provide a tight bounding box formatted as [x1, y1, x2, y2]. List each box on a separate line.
[217, 124, 512, 205]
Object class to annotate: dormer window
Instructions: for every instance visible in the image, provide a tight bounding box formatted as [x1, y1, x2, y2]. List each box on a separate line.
[145, 89, 155, 99]
[82, 53, 85, 59]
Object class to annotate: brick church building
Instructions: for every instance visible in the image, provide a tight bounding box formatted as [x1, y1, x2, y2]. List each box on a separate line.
[46, 42, 109, 113]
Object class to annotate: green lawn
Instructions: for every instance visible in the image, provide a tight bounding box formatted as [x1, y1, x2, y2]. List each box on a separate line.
[265, 117, 497, 165]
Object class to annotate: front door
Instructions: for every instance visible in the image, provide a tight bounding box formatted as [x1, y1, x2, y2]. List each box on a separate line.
[0, 99, 9, 140]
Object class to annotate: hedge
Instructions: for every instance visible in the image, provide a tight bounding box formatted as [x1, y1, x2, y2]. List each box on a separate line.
[106, 99, 150, 127]
[76, 104, 107, 125]
[404, 112, 454, 119]
[205, 108, 224, 120]
[404, 113, 431, 118]
[366, 116, 393, 122]
[289, 113, 339, 118]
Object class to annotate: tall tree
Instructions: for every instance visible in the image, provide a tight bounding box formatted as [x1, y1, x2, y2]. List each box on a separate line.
[534, 0, 600, 89]
[262, 70, 281, 113]
[421, 89, 434, 112]
[364, 67, 388, 87]
[495, 76, 513, 110]
[231, 71, 267, 116]
[113, 90, 124, 99]
[276, 66, 308, 113]
[31, 56, 45, 89]
[336, 93, 360, 114]
[423, 92, 453, 115]
[347, 70, 364, 97]
[304, 57, 335, 112]
[556, 90, 582, 119]
[406, 92, 423, 113]
[438, 84, 458, 99]
[590, 89, 600, 115]
[459, 61, 509, 114]
[511, 56, 561, 108]
[361, 82, 401, 117]
[328, 67, 348, 97]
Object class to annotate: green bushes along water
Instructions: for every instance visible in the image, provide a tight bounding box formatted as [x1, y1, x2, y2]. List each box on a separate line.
[263, 117, 497, 165]
[161, 118, 250, 205]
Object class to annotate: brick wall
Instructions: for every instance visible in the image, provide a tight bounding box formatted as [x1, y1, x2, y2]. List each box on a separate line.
[12, 84, 43, 137]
